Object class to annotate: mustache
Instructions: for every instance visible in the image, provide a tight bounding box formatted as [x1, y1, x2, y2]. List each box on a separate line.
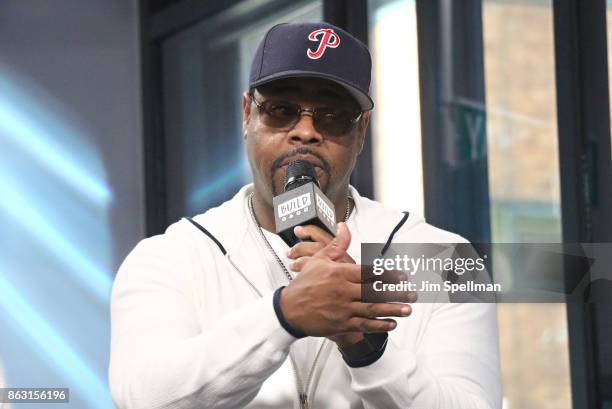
[270, 147, 331, 177]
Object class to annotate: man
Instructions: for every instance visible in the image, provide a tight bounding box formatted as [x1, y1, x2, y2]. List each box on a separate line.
[109, 22, 501, 408]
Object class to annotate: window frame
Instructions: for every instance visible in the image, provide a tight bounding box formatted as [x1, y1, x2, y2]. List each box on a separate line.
[553, 1, 612, 407]
[140, 0, 612, 406]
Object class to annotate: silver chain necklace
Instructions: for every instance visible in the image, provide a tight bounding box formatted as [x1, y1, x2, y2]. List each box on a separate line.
[247, 191, 352, 409]
[247, 192, 352, 282]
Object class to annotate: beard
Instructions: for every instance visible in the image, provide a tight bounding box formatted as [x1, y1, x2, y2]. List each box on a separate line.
[269, 167, 330, 196]
[269, 147, 331, 196]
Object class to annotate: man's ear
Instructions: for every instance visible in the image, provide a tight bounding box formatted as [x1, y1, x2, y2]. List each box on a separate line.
[242, 92, 251, 140]
[356, 111, 371, 154]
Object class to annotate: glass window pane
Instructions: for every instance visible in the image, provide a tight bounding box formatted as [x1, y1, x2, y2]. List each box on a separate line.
[368, 0, 424, 215]
[161, 2, 322, 221]
[483, 1, 571, 409]
[604, 5, 612, 406]
[608, 1, 612, 160]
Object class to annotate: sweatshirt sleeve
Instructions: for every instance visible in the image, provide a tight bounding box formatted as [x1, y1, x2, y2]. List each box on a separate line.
[346, 302, 502, 409]
[108, 235, 297, 409]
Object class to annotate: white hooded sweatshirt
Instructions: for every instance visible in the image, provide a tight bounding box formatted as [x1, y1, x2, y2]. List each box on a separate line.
[109, 184, 501, 409]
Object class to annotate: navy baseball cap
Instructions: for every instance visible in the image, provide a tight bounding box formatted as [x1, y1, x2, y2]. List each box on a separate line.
[249, 22, 374, 110]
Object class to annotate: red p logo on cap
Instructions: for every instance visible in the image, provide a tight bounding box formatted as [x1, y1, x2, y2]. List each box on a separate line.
[307, 28, 340, 60]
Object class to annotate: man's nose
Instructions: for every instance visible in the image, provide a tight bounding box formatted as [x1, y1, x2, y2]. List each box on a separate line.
[287, 112, 323, 145]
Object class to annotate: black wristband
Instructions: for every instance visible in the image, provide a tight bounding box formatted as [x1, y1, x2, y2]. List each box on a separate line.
[339, 332, 388, 368]
[273, 286, 307, 339]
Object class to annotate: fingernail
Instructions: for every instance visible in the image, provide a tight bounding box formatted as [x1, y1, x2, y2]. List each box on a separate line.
[286, 249, 292, 258]
[401, 306, 411, 316]
[294, 226, 301, 234]
[389, 321, 397, 329]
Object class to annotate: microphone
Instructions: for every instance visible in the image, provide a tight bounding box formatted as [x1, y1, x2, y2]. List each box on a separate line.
[273, 160, 337, 247]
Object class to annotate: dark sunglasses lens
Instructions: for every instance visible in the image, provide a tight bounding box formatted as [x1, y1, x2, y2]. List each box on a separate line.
[260, 101, 300, 128]
[314, 110, 357, 135]
[257, 98, 360, 135]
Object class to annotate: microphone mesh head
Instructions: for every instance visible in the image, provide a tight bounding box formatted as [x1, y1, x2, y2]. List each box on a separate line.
[284, 160, 318, 191]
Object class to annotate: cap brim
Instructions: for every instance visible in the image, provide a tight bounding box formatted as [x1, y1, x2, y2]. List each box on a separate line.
[250, 70, 374, 111]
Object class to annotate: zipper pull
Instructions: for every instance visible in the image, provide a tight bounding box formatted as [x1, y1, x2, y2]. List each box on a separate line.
[299, 393, 309, 409]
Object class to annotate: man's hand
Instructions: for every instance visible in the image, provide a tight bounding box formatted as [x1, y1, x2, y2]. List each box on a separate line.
[281, 223, 412, 340]
[287, 223, 356, 265]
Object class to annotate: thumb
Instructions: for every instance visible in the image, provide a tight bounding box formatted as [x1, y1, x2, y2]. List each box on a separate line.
[319, 222, 351, 260]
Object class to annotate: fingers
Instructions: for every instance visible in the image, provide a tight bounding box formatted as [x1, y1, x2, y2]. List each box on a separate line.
[291, 223, 352, 263]
[350, 302, 412, 319]
[345, 317, 397, 333]
[288, 240, 355, 263]
[337, 262, 363, 284]
[316, 222, 351, 261]
[361, 267, 418, 304]
[290, 258, 362, 285]
[288, 255, 312, 272]
[293, 224, 334, 244]
[287, 241, 324, 260]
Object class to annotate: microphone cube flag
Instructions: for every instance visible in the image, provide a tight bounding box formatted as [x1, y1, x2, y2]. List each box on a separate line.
[273, 182, 337, 247]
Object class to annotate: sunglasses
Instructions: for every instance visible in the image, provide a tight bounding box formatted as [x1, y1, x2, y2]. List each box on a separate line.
[249, 93, 363, 136]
